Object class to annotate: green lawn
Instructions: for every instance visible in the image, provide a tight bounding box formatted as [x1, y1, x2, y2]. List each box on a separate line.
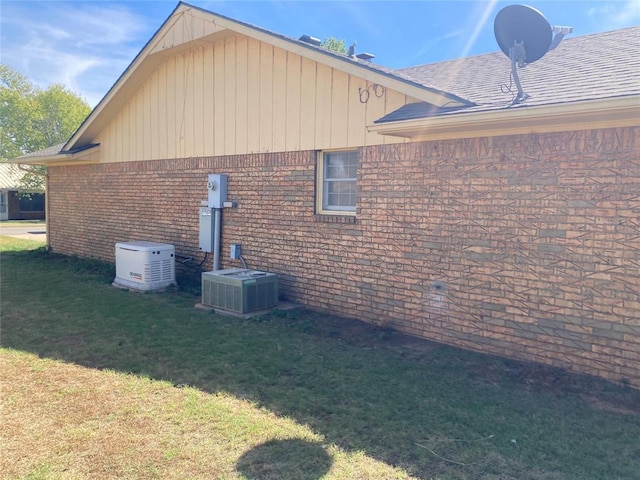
[1, 236, 639, 479]
[0, 219, 46, 227]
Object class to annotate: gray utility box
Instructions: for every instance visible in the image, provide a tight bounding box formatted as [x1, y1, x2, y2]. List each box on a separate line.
[199, 206, 213, 252]
[202, 268, 278, 314]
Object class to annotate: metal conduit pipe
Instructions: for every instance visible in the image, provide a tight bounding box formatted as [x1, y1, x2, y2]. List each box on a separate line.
[212, 208, 222, 271]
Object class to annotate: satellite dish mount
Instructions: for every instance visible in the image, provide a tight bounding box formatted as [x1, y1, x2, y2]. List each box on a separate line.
[494, 5, 572, 105]
[508, 40, 529, 103]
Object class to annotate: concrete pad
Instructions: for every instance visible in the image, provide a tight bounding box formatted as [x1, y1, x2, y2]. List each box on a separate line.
[194, 301, 302, 319]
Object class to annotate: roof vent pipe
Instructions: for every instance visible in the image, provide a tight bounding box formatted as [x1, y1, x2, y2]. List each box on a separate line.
[347, 42, 357, 57]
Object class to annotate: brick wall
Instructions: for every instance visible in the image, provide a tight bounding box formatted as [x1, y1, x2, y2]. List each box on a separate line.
[48, 126, 640, 386]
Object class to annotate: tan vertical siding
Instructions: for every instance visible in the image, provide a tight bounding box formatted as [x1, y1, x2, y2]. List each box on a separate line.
[314, 63, 332, 147]
[246, 38, 261, 154]
[299, 57, 317, 151]
[363, 82, 387, 146]
[192, 46, 204, 156]
[272, 47, 287, 153]
[120, 103, 128, 161]
[183, 50, 196, 157]
[157, 61, 168, 159]
[347, 76, 367, 147]
[224, 38, 237, 155]
[213, 43, 225, 155]
[203, 46, 215, 155]
[166, 56, 177, 159]
[144, 81, 152, 158]
[330, 69, 349, 147]
[95, 35, 412, 162]
[173, 54, 183, 158]
[285, 52, 301, 151]
[235, 37, 249, 154]
[259, 43, 274, 153]
[149, 68, 159, 160]
[136, 87, 145, 160]
[131, 91, 139, 160]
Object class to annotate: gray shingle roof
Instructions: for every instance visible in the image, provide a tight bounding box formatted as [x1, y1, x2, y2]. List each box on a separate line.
[17, 143, 65, 159]
[377, 26, 640, 123]
[14, 143, 99, 162]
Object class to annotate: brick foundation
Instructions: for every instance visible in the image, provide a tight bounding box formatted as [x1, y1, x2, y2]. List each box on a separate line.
[48, 127, 640, 387]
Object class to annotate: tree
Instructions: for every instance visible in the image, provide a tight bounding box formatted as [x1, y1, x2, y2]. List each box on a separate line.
[321, 37, 347, 54]
[0, 64, 91, 191]
[0, 64, 38, 162]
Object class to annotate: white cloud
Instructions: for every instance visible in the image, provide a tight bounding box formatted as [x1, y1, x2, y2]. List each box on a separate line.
[403, 30, 463, 66]
[587, 0, 640, 30]
[0, 1, 154, 107]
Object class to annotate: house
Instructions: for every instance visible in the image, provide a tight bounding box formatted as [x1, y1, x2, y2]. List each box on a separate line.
[13, 3, 640, 387]
[0, 163, 45, 221]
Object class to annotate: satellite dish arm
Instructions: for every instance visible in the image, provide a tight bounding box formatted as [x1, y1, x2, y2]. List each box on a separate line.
[548, 26, 573, 51]
[509, 41, 528, 104]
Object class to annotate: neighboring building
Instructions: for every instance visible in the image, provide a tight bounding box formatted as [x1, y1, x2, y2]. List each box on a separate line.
[0, 163, 45, 221]
[14, 3, 640, 387]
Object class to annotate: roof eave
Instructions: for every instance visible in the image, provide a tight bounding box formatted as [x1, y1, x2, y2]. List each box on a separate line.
[11, 144, 101, 166]
[367, 96, 640, 141]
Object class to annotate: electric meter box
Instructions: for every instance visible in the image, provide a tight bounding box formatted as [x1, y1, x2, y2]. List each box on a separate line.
[114, 241, 176, 291]
[207, 174, 228, 208]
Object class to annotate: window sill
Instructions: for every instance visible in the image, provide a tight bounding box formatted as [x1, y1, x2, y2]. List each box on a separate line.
[314, 214, 357, 224]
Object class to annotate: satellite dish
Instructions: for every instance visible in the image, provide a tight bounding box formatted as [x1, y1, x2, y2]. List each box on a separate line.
[494, 5, 552, 65]
[494, 5, 574, 105]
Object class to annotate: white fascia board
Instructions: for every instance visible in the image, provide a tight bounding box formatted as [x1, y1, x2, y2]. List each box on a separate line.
[367, 96, 640, 140]
[11, 145, 101, 166]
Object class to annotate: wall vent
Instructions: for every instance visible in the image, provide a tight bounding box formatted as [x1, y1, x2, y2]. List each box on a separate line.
[202, 268, 278, 314]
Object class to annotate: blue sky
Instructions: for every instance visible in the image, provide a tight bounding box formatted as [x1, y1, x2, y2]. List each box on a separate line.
[1, 0, 638, 107]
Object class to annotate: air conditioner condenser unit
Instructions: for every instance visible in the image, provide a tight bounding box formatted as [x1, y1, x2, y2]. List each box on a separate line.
[114, 241, 176, 291]
[202, 268, 278, 314]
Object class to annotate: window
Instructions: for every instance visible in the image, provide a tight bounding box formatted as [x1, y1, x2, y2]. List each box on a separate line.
[18, 192, 44, 212]
[317, 150, 358, 215]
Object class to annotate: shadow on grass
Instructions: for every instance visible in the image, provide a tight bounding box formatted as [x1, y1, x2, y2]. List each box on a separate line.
[2, 249, 640, 479]
[236, 439, 332, 480]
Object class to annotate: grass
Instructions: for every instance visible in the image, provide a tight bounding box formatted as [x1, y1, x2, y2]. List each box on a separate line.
[0, 234, 45, 253]
[1, 235, 639, 479]
[0, 220, 45, 226]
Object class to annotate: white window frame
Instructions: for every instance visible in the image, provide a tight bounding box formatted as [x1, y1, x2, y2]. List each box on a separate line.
[316, 150, 358, 216]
